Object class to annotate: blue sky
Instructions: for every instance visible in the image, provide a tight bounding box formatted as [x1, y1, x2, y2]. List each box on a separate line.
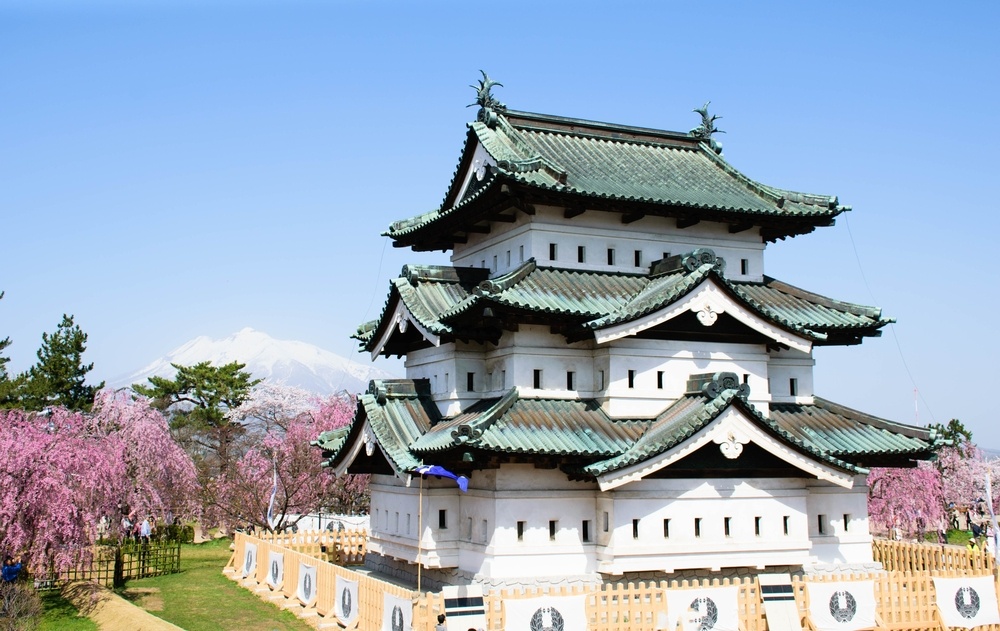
[3, 2, 998, 444]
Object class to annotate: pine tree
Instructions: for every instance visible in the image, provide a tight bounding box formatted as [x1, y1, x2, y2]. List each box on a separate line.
[134, 361, 261, 477]
[19, 314, 104, 411]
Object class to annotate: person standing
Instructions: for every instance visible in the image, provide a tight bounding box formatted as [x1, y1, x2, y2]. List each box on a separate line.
[435, 613, 447, 631]
[2, 556, 22, 583]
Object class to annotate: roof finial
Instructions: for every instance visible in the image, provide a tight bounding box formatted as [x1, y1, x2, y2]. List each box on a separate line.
[469, 70, 506, 128]
[690, 101, 724, 154]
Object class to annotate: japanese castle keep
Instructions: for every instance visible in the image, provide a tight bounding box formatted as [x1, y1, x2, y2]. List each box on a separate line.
[315, 75, 935, 588]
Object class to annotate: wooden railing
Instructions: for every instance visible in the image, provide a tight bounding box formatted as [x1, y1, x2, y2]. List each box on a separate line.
[873, 538, 995, 574]
[227, 532, 1000, 631]
[254, 528, 367, 565]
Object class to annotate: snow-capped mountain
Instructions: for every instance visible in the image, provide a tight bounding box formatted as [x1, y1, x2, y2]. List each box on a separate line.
[113, 328, 397, 396]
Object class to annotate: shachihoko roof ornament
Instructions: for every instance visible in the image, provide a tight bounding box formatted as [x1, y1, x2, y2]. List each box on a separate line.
[468, 70, 506, 128]
[690, 101, 724, 155]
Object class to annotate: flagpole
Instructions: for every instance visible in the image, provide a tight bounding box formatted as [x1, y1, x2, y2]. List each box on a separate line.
[416, 474, 424, 593]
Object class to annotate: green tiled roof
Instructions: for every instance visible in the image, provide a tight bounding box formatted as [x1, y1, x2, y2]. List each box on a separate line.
[316, 379, 933, 481]
[385, 109, 846, 249]
[412, 390, 648, 457]
[359, 255, 891, 354]
[770, 397, 932, 461]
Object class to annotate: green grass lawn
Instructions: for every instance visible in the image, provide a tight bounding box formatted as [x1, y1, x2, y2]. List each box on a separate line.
[124, 538, 312, 631]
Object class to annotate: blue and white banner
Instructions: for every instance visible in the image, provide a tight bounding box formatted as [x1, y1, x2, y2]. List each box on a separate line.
[241, 542, 257, 579]
[266, 551, 283, 589]
[934, 575, 1000, 628]
[665, 585, 740, 631]
[382, 592, 413, 631]
[806, 580, 876, 631]
[336, 574, 359, 627]
[297, 562, 317, 606]
[504, 594, 587, 631]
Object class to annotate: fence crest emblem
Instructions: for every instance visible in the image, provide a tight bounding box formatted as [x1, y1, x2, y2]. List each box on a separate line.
[829, 590, 858, 622]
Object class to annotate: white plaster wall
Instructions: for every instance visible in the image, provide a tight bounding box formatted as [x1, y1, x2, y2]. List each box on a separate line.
[367, 467, 875, 579]
[405, 331, 780, 419]
[596, 477, 816, 574]
[767, 348, 816, 404]
[806, 476, 873, 564]
[453, 205, 766, 281]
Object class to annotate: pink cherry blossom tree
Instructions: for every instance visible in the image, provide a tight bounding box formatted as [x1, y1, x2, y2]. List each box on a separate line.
[211, 387, 368, 532]
[0, 393, 199, 574]
[867, 462, 944, 536]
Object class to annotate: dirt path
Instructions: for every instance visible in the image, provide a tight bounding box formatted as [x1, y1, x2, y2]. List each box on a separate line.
[62, 582, 184, 631]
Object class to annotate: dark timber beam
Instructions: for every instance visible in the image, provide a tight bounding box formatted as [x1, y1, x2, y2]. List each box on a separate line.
[510, 198, 536, 216]
[465, 225, 491, 234]
[728, 223, 754, 234]
[677, 217, 700, 229]
[492, 214, 517, 223]
[564, 206, 586, 219]
[622, 212, 645, 224]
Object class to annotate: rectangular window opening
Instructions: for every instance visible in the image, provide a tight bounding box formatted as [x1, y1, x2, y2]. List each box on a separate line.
[602, 511, 609, 533]
[818, 514, 827, 535]
[597, 370, 605, 390]
[607, 248, 615, 266]
[467, 517, 473, 539]
[492, 255, 497, 272]
[741, 258, 749, 275]
[628, 369, 636, 389]
[533, 369, 542, 389]
[657, 371, 664, 389]
[789, 378, 798, 396]
[517, 521, 525, 541]
[481, 259, 486, 268]
[438, 509, 447, 530]
[843, 514, 851, 532]
[694, 517, 702, 538]
[548, 243, 557, 261]
[466, 372, 475, 392]
[582, 520, 592, 543]
[566, 371, 575, 390]
[743, 373, 750, 385]
[632, 518, 640, 539]
[519, 245, 524, 263]
[663, 518, 670, 538]
[506, 250, 511, 267]
[549, 520, 558, 541]
[724, 517, 732, 537]
[634, 250, 642, 267]
[481, 519, 488, 542]
[783, 516, 790, 536]
[577, 245, 586, 263]
[754, 516, 762, 537]
[501, 370, 506, 388]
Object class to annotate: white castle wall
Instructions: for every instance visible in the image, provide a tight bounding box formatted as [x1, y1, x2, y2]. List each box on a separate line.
[366, 467, 872, 581]
[452, 205, 765, 282]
